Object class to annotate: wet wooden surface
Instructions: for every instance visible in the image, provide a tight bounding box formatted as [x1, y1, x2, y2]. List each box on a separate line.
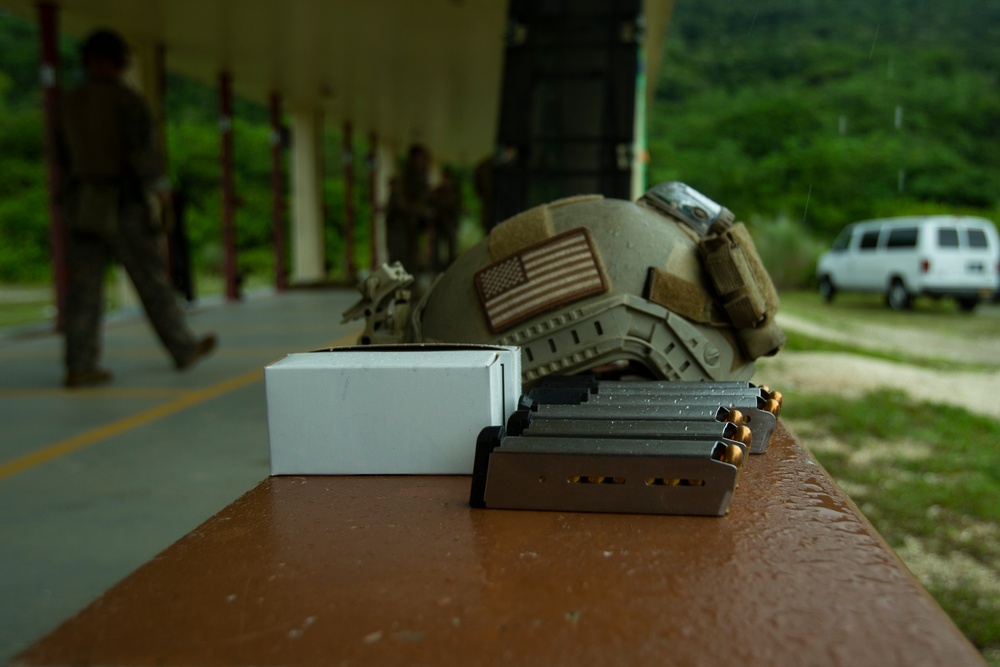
[16, 422, 986, 666]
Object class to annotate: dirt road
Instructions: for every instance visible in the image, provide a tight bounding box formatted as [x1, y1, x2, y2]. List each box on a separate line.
[756, 311, 1000, 421]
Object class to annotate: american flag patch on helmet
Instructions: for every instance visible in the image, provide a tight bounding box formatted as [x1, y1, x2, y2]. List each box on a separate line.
[474, 228, 608, 333]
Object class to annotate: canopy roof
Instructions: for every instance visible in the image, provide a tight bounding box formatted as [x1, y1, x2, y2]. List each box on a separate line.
[2, 0, 673, 163]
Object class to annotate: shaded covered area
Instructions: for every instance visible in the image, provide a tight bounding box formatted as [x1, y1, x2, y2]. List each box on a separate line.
[6, 0, 511, 161]
[1, 0, 675, 309]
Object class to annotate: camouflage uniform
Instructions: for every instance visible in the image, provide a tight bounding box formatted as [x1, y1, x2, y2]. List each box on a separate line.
[58, 76, 201, 374]
[386, 146, 432, 271]
[428, 173, 462, 270]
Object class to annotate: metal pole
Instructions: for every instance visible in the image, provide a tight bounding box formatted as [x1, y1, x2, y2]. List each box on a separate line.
[219, 71, 240, 300]
[270, 93, 287, 291]
[342, 121, 357, 280]
[367, 131, 379, 270]
[38, 1, 66, 331]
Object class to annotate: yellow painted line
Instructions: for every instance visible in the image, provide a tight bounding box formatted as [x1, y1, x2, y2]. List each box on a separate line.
[0, 330, 361, 482]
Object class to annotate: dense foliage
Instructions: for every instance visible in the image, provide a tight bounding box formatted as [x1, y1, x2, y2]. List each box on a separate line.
[0, 72, 49, 282]
[2, 1, 999, 285]
[649, 0, 1000, 245]
[0, 13, 82, 282]
[0, 11, 370, 284]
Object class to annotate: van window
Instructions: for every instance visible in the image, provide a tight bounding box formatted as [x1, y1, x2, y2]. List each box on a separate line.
[886, 227, 918, 249]
[859, 230, 880, 250]
[938, 228, 959, 248]
[831, 227, 853, 251]
[967, 229, 988, 248]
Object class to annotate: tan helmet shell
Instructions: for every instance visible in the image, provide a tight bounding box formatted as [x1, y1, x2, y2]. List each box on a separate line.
[413, 191, 769, 386]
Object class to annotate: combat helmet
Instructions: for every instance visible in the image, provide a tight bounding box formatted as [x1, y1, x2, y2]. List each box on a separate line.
[345, 182, 785, 386]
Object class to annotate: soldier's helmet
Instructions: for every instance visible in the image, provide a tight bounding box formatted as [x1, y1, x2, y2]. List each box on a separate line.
[348, 182, 786, 386]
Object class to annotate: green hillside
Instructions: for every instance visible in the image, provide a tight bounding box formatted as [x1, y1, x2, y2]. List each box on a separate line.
[650, 0, 1000, 242]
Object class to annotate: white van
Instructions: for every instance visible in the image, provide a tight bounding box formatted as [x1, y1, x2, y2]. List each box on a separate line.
[816, 215, 999, 311]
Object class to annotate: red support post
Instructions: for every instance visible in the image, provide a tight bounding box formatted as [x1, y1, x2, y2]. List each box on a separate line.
[219, 72, 240, 301]
[38, 1, 66, 331]
[155, 43, 175, 282]
[342, 121, 357, 280]
[367, 131, 380, 270]
[269, 93, 287, 291]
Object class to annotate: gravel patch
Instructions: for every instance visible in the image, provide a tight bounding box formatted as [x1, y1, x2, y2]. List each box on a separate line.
[756, 351, 1000, 421]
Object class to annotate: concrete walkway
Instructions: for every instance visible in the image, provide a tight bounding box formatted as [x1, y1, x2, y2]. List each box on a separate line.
[0, 288, 361, 664]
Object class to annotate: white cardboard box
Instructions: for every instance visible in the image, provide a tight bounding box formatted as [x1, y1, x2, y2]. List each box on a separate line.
[265, 345, 521, 475]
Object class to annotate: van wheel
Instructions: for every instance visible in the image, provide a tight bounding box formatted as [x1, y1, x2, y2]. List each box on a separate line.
[886, 279, 912, 310]
[819, 276, 836, 303]
[957, 296, 979, 312]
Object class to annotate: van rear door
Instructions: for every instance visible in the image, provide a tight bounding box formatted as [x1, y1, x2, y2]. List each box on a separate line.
[931, 225, 966, 288]
[932, 222, 996, 292]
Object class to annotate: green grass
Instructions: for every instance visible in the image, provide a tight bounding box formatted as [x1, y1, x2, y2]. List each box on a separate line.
[754, 289, 1000, 663]
[0, 298, 55, 329]
[786, 388, 1000, 662]
[192, 271, 276, 298]
[0, 272, 280, 333]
